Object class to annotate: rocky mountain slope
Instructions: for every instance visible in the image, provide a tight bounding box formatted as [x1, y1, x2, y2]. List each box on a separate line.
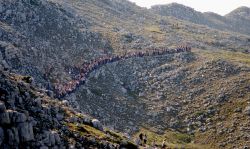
[0, 0, 113, 88]
[0, 70, 137, 148]
[226, 6, 250, 20]
[0, 0, 250, 148]
[1, 0, 249, 87]
[73, 49, 250, 148]
[151, 3, 250, 35]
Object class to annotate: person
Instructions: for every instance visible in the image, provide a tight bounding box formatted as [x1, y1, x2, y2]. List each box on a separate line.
[152, 140, 157, 149]
[115, 144, 120, 149]
[103, 140, 109, 149]
[161, 139, 166, 149]
[135, 137, 141, 147]
[139, 133, 144, 146]
[144, 134, 148, 146]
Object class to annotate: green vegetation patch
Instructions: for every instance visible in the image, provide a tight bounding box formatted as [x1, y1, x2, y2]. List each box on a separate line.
[194, 110, 206, 117]
[134, 128, 210, 149]
[67, 123, 106, 138]
[67, 123, 136, 147]
[145, 26, 163, 34]
[194, 49, 250, 66]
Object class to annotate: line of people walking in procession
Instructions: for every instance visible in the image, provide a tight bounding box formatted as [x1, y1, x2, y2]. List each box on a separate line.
[53, 46, 191, 98]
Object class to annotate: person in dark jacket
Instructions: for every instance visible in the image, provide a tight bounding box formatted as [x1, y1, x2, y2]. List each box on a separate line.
[139, 133, 143, 146]
[143, 134, 148, 145]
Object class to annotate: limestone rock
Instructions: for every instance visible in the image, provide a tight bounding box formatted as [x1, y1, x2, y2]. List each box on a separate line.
[62, 100, 69, 106]
[0, 101, 6, 113]
[56, 113, 64, 121]
[0, 127, 4, 145]
[244, 106, 250, 116]
[0, 112, 10, 125]
[91, 119, 103, 131]
[0, 4, 4, 13]
[13, 112, 27, 123]
[49, 131, 56, 146]
[41, 130, 61, 147]
[35, 98, 42, 107]
[53, 131, 61, 145]
[7, 127, 19, 145]
[40, 146, 49, 149]
[17, 122, 34, 142]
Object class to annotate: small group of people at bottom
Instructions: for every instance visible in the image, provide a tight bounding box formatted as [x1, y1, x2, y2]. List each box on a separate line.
[135, 134, 168, 149]
[135, 133, 148, 147]
[149, 139, 167, 149]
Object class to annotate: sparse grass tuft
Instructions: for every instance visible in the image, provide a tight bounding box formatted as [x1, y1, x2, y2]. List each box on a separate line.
[194, 49, 250, 66]
[67, 123, 106, 138]
[194, 110, 206, 117]
[134, 128, 210, 149]
[145, 26, 163, 34]
[67, 123, 137, 147]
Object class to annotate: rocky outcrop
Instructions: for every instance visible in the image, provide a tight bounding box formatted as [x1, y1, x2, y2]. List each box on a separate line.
[0, 71, 137, 148]
[91, 119, 103, 131]
[244, 106, 250, 116]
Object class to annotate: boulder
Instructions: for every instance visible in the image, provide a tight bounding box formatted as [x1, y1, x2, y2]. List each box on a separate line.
[68, 117, 78, 123]
[18, 13, 26, 23]
[91, 119, 103, 131]
[234, 107, 242, 113]
[17, 122, 34, 142]
[49, 132, 56, 146]
[8, 110, 27, 123]
[0, 101, 6, 113]
[47, 90, 54, 97]
[0, 4, 4, 13]
[7, 128, 19, 145]
[42, 131, 51, 146]
[83, 117, 91, 124]
[0, 127, 4, 145]
[56, 113, 64, 121]
[42, 130, 61, 147]
[35, 98, 42, 107]
[1, 60, 9, 69]
[121, 87, 127, 94]
[138, 92, 144, 97]
[62, 100, 69, 106]
[15, 112, 28, 123]
[0, 112, 10, 125]
[244, 106, 250, 116]
[53, 132, 61, 145]
[40, 146, 49, 149]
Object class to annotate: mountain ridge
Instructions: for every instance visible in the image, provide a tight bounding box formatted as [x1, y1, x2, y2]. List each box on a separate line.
[226, 6, 250, 18]
[150, 3, 250, 35]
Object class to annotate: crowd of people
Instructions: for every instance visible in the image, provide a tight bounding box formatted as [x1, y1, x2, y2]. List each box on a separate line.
[135, 133, 169, 149]
[135, 133, 148, 147]
[53, 46, 191, 98]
